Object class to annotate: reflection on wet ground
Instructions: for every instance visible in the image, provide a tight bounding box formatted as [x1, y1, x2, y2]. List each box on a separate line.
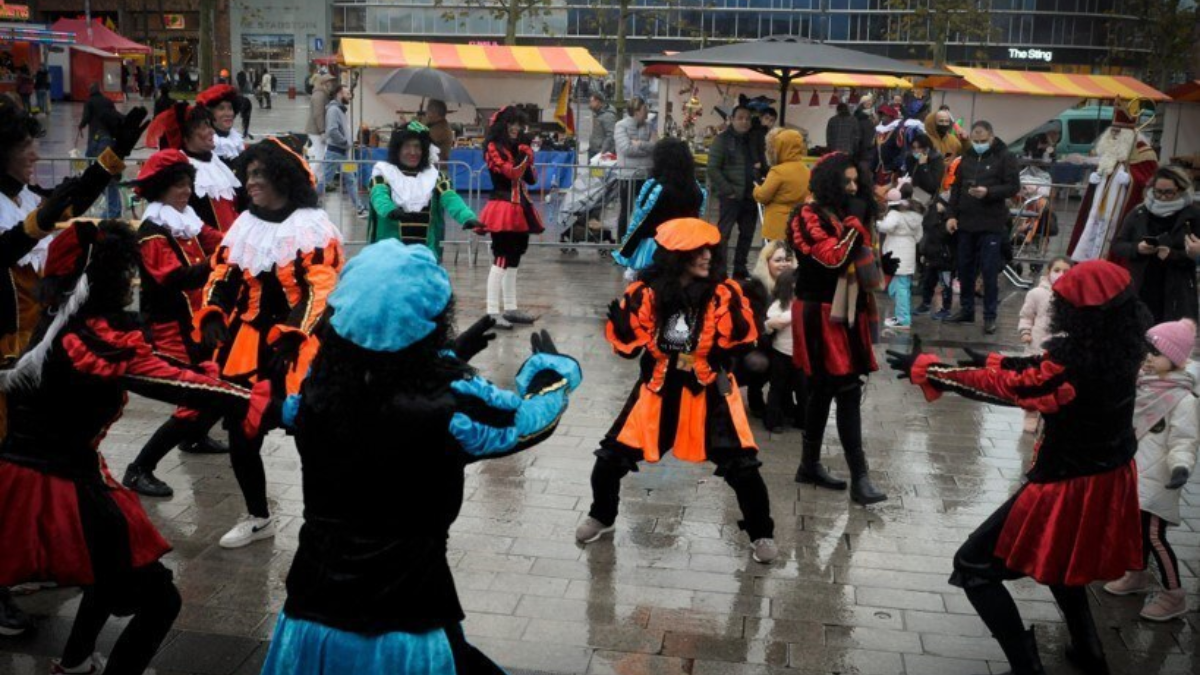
[1, 101, 1196, 675]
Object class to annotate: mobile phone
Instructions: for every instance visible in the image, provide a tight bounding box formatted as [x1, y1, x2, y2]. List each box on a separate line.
[1141, 235, 1159, 245]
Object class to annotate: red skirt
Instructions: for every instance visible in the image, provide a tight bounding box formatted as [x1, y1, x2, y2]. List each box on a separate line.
[995, 461, 1142, 586]
[0, 461, 172, 587]
[478, 199, 544, 234]
[791, 299, 877, 378]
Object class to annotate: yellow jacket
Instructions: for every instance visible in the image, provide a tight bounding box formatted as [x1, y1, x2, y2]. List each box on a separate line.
[753, 129, 810, 241]
[925, 111, 963, 160]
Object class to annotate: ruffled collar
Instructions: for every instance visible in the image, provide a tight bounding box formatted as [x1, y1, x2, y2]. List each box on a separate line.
[214, 128, 244, 160]
[144, 201, 205, 239]
[222, 207, 343, 275]
[371, 162, 438, 213]
[0, 185, 56, 272]
[188, 152, 241, 200]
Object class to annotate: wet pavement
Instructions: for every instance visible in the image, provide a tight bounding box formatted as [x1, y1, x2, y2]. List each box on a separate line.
[1, 99, 1197, 675]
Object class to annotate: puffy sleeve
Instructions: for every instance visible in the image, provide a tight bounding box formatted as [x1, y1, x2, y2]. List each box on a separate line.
[715, 280, 757, 349]
[908, 352, 1076, 414]
[447, 352, 582, 462]
[1167, 393, 1200, 473]
[271, 242, 344, 344]
[198, 224, 224, 256]
[436, 171, 476, 225]
[793, 205, 863, 269]
[605, 282, 655, 358]
[140, 233, 209, 291]
[485, 142, 527, 181]
[193, 245, 242, 338]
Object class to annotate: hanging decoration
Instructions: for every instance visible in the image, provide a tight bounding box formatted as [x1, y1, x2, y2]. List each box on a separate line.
[808, 90, 820, 107]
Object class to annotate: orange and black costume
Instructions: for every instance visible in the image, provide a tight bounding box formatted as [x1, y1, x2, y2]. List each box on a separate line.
[586, 219, 773, 543]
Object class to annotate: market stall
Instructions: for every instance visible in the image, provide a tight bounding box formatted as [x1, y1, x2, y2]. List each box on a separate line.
[1161, 81, 1200, 166]
[0, 21, 74, 98]
[48, 18, 150, 101]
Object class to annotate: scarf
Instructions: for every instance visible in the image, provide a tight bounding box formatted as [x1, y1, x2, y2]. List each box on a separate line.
[1144, 191, 1192, 218]
[1133, 369, 1196, 440]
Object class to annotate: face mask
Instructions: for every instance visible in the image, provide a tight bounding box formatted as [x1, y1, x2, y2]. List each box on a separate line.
[936, 124, 951, 134]
[1049, 271, 1065, 284]
[913, 151, 924, 161]
[972, 142, 991, 155]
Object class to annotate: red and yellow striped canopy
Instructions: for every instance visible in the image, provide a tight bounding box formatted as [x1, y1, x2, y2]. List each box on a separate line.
[1167, 81, 1200, 103]
[643, 62, 911, 89]
[339, 39, 607, 76]
[919, 66, 1168, 101]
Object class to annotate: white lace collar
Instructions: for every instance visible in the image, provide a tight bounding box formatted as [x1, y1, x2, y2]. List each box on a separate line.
[143, 201, 204, 240]
[190, 153, 241, 201]
[0, 186, 56, 272]
[214, 128, 244, 160]
[371, 162, 438, 213]
[222, 207, 344, 275]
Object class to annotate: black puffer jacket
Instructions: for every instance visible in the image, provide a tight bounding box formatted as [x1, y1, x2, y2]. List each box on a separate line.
[947, 138, 1020, 234]
[1110, 203, 1200, 322]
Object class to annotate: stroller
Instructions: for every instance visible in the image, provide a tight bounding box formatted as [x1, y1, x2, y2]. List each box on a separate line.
[555, 153, 620, 256]
[1002, 166, 1057, 289]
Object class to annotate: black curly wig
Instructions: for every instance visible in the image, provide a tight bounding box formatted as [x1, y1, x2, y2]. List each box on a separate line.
[0, 96, 44, 171]
[1044, 294, 1152, 388]
[134, 162, 196, 202]
[38, 220, 139, 315]
[238, 139, 319, 209]
[387, 125, 432, 172]
[486, 106, 529, 154]
[650, 137, 697, 190]
[641, 245, 724, 328]
[183, 106, 215, 147]
[809, 152, 858, 216]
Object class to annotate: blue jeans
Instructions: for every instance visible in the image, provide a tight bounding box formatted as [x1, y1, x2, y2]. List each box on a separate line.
[86, 136, 122, 219]
[887, 274, 912, 325]
[320, 147, 362, 210]
[955, 231, 1003, 321]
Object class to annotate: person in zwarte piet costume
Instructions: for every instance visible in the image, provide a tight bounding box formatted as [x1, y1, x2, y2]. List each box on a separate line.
[476, 106, 543, 329]
[146, 101, 244, 232]
[367, 120, 483, 259]
[194, 137, 344, 550]
[887, 259, 1149, 675]
[259, 240, 582, 675]
[0, 220, 270, 675]
[196, 84, 246, 163]
[575, 218, 778, 564]
[611, 137, 706, 276]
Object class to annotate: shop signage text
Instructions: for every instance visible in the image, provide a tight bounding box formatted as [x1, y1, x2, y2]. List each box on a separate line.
[1008, 47, 1053, 63]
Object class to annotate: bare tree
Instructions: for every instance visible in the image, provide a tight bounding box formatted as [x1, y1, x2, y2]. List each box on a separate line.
[199, 0, 215, 87]
[435, 0, 556, 46]
[1107, 0, 1198, 90]
[885, 0, 996, 68]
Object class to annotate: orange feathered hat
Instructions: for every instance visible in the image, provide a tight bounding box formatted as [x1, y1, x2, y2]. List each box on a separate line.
[654, 218, 721, 252]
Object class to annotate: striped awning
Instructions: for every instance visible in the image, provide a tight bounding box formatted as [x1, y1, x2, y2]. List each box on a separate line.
[1167, 81, 1200, 103]
[919, 66, 1168, 101]
[643, 62, 911, 89]
[339, 39, 607, 76]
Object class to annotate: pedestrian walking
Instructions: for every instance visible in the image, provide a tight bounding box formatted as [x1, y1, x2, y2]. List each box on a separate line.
[257, 70, 274, 110]
[306, 73, 335, 161]
[32, 64, 49, 116]
[878, 184, 924, 330]
[1016, 256, 1073, 433]
[1103, 318, 1198, 622]
[77, 83, 125, 218]
[708, 105, 758, 277]
[319, 84, 365, 217]
[614, 96, 656, 242]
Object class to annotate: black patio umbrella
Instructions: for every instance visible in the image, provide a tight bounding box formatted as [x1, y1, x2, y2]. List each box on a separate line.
[642, 36, 951, 124]
[375, 66, 476, 106]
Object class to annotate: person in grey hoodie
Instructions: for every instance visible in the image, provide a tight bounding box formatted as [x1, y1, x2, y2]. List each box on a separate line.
[587, 92, 617, 157]
[614, 97, 656, 241]
[320, 84, 364, 215]
[306, 73, 335, 161]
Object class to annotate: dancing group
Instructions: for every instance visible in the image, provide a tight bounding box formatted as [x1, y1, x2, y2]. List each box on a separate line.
[0, 84, 1192, 675]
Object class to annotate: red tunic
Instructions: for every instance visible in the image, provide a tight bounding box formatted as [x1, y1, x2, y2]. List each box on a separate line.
[477, 142, 544, 234]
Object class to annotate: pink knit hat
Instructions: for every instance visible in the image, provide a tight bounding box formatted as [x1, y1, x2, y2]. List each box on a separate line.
[1147, 319, 1196, 368]
[885, 188, 903, 204]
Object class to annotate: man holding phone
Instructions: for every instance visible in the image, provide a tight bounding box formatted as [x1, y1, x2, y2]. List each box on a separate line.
[944, 120, 1020, 334]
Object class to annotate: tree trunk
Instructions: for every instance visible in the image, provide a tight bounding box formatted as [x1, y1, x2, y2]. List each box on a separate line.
[615, 3, 628, 113]
[505, 2, 520, 45]
[199, 0, 215, 87]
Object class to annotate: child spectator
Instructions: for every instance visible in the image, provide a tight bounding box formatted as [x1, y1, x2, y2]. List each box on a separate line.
[878, 184, 924, 329]
[1103, 318, 1198, 622]
[1017, 256, 1074, 433]
[763, 268, 805, 433]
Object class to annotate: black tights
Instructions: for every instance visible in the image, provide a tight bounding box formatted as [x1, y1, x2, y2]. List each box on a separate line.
[805, 379, 864, 464]
[131, 412, 221, 473]
[62, 565, 181, 675]
[965, 580, 1100, 668]
[229, 423, 269, 518]
[1141, 510, 1181, 590]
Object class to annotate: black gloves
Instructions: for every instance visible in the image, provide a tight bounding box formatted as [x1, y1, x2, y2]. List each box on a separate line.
[1166, 466, 1191, 490]
[268, 332, 306, 378]
[881, 251, 900, 277]
[957, 347, 990, 368]
[607, 299, 635, 343]
[530, 329, 559, 355]
[387, 207, 406, 221]
[112, 107, 150, 159]
[453, 315, 497, 362]
[465, 218, 485, 231]
[885, 334, 924, 380]
[36, 178, 80, 232]
[526, 330, 564, 392]
[199, 316, 230, 354]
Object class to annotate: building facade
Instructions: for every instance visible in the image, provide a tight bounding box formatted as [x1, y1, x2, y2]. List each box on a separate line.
[229, 0, 331, 92]
[329, 0, 1149, 73]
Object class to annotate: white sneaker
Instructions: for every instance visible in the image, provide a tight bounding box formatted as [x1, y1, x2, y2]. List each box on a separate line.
[219, 516, 276, 549]
[50, 652, 106, 674]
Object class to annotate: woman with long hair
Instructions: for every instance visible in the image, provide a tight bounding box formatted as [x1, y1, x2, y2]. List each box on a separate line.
[194, 137, 344, 550]
[790, 152, 887, 505]
[887, 260, 1150, 675]
[259, 240, 581, 674]
[0, 220, 268, 675]
[612, 137, 706, 274]
[576, 218, 777, 563]
[739, 240, 797, 424]
[475, 106, 542, 328]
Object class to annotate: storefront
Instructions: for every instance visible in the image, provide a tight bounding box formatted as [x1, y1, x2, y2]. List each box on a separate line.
[0, 9, 75, 99]
[230, 0, 330, 93]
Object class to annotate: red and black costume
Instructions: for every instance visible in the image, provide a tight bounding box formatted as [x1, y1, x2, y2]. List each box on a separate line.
[146, 101, 244, 232]
[196, 84, 246, 163]
[889, 260, 1146, 675]
[0, 221, 268, 675]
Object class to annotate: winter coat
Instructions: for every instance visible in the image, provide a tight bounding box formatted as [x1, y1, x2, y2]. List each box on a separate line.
[1135, 368, 1199, 524]
[924, 111, 963, 159]
[825, 111, 860, 156]
[853, 109, 876, 165]
[1017, 278, 1054, 351]
[918, 202, 955, 270]
[877, 208, 922, 276]
[753, 130, 810, 241]
[614, 116, 655, 179]
[324, 101, 350, 152]
[306, 77, 334, 136]
[1111, 203, 1200, 323]
[708, 127, 755, 200]
[907, 150, 945, 205]
[947, 137, 1020, 234]
[588, 105, 617, 156]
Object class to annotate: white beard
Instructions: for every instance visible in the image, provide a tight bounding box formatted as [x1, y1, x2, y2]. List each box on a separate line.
[1095, 128, 1135, 176]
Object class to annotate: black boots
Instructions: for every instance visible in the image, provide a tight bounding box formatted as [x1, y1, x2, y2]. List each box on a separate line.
[1051, 585, 1110, 675]
[795, 435, 847, 490]
[123, 464, 174, 498]
[988, 628, 1045, 675]
[844, 442, 887, 505]
[180, 435, 230, 454]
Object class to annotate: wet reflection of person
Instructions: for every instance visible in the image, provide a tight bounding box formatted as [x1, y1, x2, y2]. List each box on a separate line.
[577, 218, 777, 564]
[887, 260, 1150, 675]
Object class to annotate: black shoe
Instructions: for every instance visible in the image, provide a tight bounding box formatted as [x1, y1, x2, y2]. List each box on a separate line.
[0, 591, 31, 636]
[180, 436, 229, 454]
[123, 465, 174, 498]
[912, 304, 932, 316]
[983, 320, 998, 335]
[850, 475, 888, 505]
[990, 628, 1046, 675]
[795, 463, 848, 490]
[946, 310, 975, 324]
